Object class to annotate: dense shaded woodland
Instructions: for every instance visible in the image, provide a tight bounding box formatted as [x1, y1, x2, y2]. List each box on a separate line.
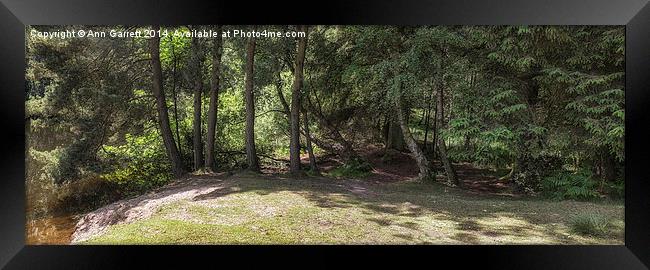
[26, 25, 624, 244]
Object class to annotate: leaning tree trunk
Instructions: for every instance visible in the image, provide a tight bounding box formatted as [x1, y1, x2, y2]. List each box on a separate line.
[305, 93, 358, 161]
[149, 26, 184, 177]
[435, 72, 459, 186]
[205, 25, 223, 172]
[395, 79, 432, 182]
[190, 36, 204, 172]
[244, 34, 260, 172]
[275, 68, 290, 116]
[289, 25, 308, 174]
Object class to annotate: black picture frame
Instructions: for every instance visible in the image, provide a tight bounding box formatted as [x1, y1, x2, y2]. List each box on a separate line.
[1, 0, 649, 269]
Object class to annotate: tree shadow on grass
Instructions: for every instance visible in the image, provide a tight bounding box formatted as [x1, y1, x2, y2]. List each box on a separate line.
[190, 173, 622, 244]
[74, 172, 624, 244]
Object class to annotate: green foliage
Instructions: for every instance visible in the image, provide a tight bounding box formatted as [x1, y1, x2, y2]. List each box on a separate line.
[569, 213, 611, 237]
[50, 176, 121, 215]
[99, 131, 173, 197]
[603, 179, 625, 199]
[28, 148, 120, 217]
[328, 158, 373, 178]
[541, 170, 600, 200]
[447, 125, 516, 167]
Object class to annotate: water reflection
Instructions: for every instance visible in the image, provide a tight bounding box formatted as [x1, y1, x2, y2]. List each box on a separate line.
[26, 214, 79, 245]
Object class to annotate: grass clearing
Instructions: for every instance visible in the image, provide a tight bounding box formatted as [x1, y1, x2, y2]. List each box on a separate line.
[81, 173, 624, 245]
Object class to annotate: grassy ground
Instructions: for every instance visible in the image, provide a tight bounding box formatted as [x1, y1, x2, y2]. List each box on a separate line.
[81, 173, 624, 244]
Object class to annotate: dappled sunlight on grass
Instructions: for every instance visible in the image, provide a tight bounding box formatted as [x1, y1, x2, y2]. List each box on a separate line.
[81, 173, 624, 245]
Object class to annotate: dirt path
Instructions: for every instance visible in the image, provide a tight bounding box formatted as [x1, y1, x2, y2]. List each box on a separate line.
[452, 163, 516, 196]
[320, 145, 517, 196]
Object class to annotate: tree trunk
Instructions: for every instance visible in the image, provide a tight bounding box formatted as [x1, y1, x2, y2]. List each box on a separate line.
[244, 34, 260, 172]
[431, 100, 438, 158]
[464, 135, 471, 152]
[435, 70, 458, 186]
[382, 117, 390, 144]
[395, 79, 431, 182]
[332, 126, 356, 160]
[190, 36, 204, 172]
[303, 107, 319, 173]
[419, 107, 427, 126]
[437, 135, 457, 186]
[289, 25, 308, 174]
[386, 118, 405, 151]
[275, 69, 290, 116]
[170, 36, 182, 155]
[205, 25, 223, 172]
[149, 26, 184, 177]
[464, 72, 475, 153]
[600, 149, 617, 182]
[422, 87, 434, 151]
[511, 71, 547, 191]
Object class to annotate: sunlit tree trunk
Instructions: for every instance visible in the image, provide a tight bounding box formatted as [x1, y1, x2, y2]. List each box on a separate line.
[290, 25, 308, 174]
[244, 33, 260, 172]
[205, 25, 222, 172]
[149, 26, 184, 177]
[395, 78, 432, 181]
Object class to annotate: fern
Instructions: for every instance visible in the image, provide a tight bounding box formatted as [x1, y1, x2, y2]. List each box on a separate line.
[541, 170, 600, 200]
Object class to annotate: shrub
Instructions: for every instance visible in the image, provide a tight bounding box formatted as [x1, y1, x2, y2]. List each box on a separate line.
[328, 157, 372, 178]
[541, 169, 600, 200]
[512, 152, 564, 194]
[569, 213, 611, 237]
[99, 132, 173, 197]
[28, 147, 123, 217]
[52, 176, 121, 214]
[604, 179, 624, 199]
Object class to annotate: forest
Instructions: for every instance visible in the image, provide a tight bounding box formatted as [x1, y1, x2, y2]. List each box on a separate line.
[25, 25, 625, 244]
